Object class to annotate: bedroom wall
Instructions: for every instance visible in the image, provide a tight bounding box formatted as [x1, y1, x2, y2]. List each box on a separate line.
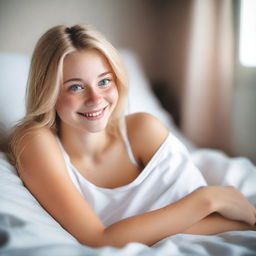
[0, 0, 159, 79]
[0, 0, 191, 94]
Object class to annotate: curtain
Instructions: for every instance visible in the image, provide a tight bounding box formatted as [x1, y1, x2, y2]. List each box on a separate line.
[181, 0, 234, 154]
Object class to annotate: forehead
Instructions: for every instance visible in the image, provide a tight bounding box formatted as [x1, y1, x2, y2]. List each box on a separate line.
[63, 49, 112, 79]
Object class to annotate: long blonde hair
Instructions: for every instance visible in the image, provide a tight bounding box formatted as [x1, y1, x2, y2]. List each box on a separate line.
[8, 24, 128, 166]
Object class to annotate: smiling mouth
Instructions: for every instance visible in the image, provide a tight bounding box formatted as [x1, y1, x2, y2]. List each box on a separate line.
[78, 106, 108, 119]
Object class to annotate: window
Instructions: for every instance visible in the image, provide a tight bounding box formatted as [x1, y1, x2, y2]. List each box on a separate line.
[239, 0, 256, 67]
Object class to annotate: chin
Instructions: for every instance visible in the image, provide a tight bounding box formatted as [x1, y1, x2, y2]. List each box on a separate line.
[85, 122, 109, 133]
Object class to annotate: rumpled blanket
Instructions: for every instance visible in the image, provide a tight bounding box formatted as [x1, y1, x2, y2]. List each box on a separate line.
[0, 145, 256, 256]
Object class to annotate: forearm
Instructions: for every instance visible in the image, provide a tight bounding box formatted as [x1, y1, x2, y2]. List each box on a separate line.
[78, 186, 255, 248]
[94, 188, 213, 247]
[183, 213, 256, 235]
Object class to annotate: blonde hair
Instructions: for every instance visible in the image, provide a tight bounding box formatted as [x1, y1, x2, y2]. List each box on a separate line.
[8, 24, 128, 166]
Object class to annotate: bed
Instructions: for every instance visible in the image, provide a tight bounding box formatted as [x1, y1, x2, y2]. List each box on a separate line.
[0, 50, 256, 256]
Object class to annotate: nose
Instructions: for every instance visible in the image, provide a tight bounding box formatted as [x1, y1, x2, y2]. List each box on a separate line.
[85, 88, 102, 106]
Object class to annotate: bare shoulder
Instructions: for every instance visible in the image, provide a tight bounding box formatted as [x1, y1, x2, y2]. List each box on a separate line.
[19, 126, 56, 150]
[18, 127, 62, 173]
[17, 126, 73, 190]
[126, 112, 169, 166]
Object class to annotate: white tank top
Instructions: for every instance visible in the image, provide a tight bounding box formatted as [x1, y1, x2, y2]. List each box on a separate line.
[57, 131, 206, 227]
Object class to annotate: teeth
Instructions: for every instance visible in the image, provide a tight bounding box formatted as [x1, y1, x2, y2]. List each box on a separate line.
[84, 110, 102, 117]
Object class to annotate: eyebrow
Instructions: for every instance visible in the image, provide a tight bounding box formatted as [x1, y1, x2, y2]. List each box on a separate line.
[63, 71, 113, 84]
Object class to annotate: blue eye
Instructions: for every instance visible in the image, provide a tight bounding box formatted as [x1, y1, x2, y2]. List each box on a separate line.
[98, 79, 110, 88]
[69, 84, 83, 91]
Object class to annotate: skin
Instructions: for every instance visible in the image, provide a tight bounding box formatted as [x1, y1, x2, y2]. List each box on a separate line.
[17, 49, 256, 248]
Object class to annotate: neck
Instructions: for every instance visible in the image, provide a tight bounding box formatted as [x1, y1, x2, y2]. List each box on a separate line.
[58, 124, 111, 160]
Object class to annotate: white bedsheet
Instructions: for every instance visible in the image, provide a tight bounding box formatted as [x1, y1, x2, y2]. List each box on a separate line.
[1, 143, 256, 256]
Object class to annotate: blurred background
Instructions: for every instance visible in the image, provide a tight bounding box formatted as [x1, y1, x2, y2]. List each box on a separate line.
[0, 0, 255, 162]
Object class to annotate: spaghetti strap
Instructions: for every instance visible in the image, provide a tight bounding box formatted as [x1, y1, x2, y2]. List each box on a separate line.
[119, 117, 139, 167]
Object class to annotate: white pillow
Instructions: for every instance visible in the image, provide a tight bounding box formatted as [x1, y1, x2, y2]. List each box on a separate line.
[0, 152, 79, 249]
[0, 52, 29, 135]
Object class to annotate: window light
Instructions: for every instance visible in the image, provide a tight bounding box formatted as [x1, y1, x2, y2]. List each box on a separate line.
[239, 0, 256, 67]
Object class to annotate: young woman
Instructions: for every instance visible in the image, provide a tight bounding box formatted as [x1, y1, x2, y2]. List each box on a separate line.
[9, 24, 256, 248]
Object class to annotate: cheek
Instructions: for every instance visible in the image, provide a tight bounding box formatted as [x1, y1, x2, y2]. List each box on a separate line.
[106, 86, 119, 104]
[56, 95, 80, 113]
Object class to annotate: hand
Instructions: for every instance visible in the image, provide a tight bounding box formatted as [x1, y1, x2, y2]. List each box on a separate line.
[205, 186, 256, 226]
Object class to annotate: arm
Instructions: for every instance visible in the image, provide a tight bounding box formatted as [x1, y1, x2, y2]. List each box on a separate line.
[184, 213, 256, 235]
[126, 113, 256, 237]
[102, 188, 212, 246]
[17, 128, 255, 248]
